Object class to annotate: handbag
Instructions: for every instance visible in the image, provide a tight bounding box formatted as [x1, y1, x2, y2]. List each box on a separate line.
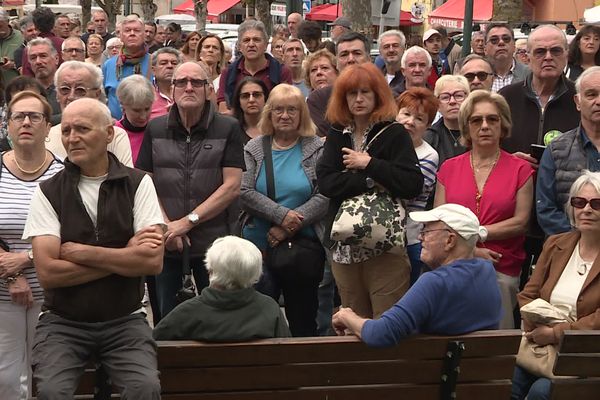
[330, 123, 406, 255]
[175, 241, 197, 304]
[515, 299, 574, 379]
[261, 136, 325, 284]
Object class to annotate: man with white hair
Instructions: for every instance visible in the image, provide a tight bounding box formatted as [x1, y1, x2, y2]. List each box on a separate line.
[401, 46, 432, 89]
[61, 36, 85, 62]
[23, 98, 165, 399]
[536, 66, 600, 236]
[332, 204, 502, 347]
[378, 30, 406, 97]
[153, 236, 290, 341]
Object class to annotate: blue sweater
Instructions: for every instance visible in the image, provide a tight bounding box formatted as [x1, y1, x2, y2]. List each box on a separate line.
[361, 258, 502, 347]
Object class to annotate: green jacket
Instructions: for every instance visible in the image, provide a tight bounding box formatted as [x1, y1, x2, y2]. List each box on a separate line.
[153, 286, 291, 341]
[0, 27, 23, 84]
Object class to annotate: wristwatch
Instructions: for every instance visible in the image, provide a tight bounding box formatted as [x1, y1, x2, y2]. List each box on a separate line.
[478, 226, 489, 243]
[187, 212, 200, 225]
[366, 177, 375, 189]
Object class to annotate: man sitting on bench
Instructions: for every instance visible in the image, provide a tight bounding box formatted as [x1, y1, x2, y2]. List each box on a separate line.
[332, 203, 502, 347]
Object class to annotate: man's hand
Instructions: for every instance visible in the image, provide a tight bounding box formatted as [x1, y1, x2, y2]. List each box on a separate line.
[525, 325, 557, 346]
[267, 226, 289, 247]
[59, 242, 87, 264]
[342, 147, 371, 170]
[281, 210, 304, 234]
[9, 275, 33, 307]
[128, 226, 163, 249]
[474, 247, 502, 264]
[513, 152, 539, 169]
[0, 58, 15, 70]
[0, 252, 29, 278]
[165, 234, 190, 252]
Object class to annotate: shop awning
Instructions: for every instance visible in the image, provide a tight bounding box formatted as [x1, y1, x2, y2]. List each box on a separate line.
[173, 0, 240, 23]
[428, 0, 493, 30]
[306, 2, 422, 26]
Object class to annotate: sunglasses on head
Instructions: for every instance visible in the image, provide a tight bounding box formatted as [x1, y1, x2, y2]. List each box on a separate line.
[570, 197, 600, 210]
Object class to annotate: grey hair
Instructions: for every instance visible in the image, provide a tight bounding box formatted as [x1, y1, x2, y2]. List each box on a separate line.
[54, 61, 106, 103]
[92, 9, 108, 19]
[65, 97, 112, 126]
[27, 37, 57, 56]
[19, 16, 33, 30]
[173, 61, 209, 80]
[527, 24, 568, 51]
[238, 19, 268, 43]
[121, 14, 144, 29]
[205, 236, 262, 290]
[116, 75, 154, 107]
[434, 75, 470, 96]
[0, 9, 8, 22]
[566, 170, 600, 226]
[575, 66, 600, 94]
[460, 53, 496, 74]
[61, 37, 85, 51]
[378, 29, 406, 48]
[151, 47, 182, 66]
[401, 45, 432, 69]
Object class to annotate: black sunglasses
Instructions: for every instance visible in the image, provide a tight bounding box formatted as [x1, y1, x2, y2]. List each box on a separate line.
[570, 197, 600, 210]
[488, 35, 512, 45]
[464, 72, 492, 82]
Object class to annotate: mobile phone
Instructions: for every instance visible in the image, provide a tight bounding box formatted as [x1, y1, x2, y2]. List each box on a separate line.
[530, 144, 546, 162]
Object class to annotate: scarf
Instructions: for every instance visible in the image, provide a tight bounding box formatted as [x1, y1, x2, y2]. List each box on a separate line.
[116, 45, 152, 81]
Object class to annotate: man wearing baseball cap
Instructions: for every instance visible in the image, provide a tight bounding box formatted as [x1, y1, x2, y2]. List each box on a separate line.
[328, 17, 351, 43]
[423, 28, 451, 88]
[332, 204, 502, 347]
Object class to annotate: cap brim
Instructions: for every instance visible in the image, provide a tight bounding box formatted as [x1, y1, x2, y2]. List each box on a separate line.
[409, 210, 440, 223]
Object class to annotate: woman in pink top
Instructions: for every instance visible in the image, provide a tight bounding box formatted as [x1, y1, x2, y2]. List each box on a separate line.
[115, 74, 154, 164]
[434, 90, 534, 329]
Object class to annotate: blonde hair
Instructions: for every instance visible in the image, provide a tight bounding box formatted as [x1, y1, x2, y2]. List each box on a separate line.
[258, 84, 316, 137]
[458, 90, 512, 148]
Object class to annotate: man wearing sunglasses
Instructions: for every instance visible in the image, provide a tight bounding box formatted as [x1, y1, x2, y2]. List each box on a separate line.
[483, 23, 529, 93]
[459, 54, 494, 91]
[136, 62, 245, 320]
[536, 66, 600, 236]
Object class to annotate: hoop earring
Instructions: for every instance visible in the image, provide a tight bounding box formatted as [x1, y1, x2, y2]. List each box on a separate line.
[45, 136, 50, 143]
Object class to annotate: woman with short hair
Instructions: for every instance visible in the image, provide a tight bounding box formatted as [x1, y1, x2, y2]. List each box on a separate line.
[115, 75, 154, 164]
[317, 63, 423, 319]
[85, 34, 104, 67]
[153, 236, 290, 341]
[304, 49, 338, 91]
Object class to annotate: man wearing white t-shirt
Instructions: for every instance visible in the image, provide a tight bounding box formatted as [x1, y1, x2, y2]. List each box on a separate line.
[23, 98, 165, 399]
[378, 30, 406, 98]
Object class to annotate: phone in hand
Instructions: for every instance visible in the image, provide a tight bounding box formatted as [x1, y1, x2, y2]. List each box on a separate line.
[530, 144, 546, 162]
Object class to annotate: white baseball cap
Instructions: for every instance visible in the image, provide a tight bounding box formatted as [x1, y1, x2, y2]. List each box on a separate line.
[410, 204, 484, 240]
[423, 29, 442, 42]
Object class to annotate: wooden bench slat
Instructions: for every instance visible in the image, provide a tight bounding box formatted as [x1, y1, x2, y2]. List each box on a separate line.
[551, 378, 600, 399]
[557, 331, 600, 353]
[553, 354, 600, 377]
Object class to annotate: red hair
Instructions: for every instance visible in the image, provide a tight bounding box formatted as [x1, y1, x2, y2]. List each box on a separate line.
[326, 63, 397, 126]
[396, 87, 439, 125]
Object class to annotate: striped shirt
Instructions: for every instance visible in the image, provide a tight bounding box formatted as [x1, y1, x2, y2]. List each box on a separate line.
[0, 156, 63, 302]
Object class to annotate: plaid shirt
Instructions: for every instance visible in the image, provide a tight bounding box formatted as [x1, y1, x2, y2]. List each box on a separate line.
[491, 59, 517, 92]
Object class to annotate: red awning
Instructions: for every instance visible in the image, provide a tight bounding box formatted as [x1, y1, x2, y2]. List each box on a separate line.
[173, 0, 240, 23]
[428, 0, 493, 30]
[306, 2, 421, 26]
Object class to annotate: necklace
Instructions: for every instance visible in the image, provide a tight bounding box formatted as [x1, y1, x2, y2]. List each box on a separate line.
[470, 150, 500, 215]
[447, 128, 461, 148]
[13, 151, 48, 175]
[576, 243, 594, 276]
[272, 137, 298, 150]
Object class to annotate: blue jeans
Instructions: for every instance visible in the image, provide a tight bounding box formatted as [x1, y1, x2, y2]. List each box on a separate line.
[511, 365, 551, 400]
[155, 256, 209, 320]
[407, 243, 428, 286]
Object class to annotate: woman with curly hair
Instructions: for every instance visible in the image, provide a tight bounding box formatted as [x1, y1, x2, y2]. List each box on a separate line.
[566, 24, 600, 81]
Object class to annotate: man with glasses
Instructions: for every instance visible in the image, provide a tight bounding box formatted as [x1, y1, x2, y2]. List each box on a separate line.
[459, 54, 494, 91]
[536, 66, 600, 236]
[45, 60, 133, 166]
[61, 37, 85, 62]
[378, 30, 406, 97]
[484, 23, 529, 92]
[136, 62, 245, 320]
[331, 204, 502, 347]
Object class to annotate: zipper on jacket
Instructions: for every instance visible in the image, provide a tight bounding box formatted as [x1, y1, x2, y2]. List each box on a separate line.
[184, 134, 191, 219]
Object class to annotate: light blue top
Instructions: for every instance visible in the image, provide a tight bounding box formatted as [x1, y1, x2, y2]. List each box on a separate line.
[243, 142, 316, 250]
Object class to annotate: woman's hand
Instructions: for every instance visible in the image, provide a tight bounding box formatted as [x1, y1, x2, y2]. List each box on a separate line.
[267, 226, 289, 247]
[9, 275, 33, 307]
[474, 247, 502, 264]
[281, 210, 304, 234]
[525, 325, 557, 346]
[332, 306, 367, 338]
[342, 147, 371, 170]
[0, 252, 30, 278]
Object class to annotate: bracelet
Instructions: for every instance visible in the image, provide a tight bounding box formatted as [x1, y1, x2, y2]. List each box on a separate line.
[5, 272, 23, 285]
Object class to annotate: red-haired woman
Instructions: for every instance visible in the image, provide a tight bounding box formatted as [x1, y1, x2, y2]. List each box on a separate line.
[316, 63, 424, 319]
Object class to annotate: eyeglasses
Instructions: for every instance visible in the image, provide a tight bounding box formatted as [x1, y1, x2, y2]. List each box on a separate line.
[463, 72, 491, 82]
[516, 49, 528, 55]
[418, 228, 452, 240]
[531, 46, 565, 59]
[106, 45, 121, 50]
[272, 106, 298, 116]
[87, 29, 95, 34]
[438, 91, 467, 103]
[8, 111, 45, 124]
[58, 85, 97, 97]
[570, 197, 600, 210]
[172, 78, 208, 88]
[469, 115, 501, 126]
[240, 91, 264, 100]
[488, 35, 512, 45]
[64, 48, 84, 54]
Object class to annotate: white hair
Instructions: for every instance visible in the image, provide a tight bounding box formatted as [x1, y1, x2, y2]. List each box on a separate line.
[401, 45, 432, 69]
[205, 236, 263, 290]
[566, 170, 600, 226]
[55, 61, 106, 103]
[62, 37, 85, 51]
[378, 30, 406, 48]
[575, 65, 600, 94]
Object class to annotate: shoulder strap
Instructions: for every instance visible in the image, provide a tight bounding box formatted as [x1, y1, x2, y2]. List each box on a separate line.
[364, 122, 397, 152]
[262, 136, 276, 201]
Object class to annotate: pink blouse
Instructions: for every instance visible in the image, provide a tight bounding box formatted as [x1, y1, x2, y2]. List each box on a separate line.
[437, 150, 534, 276]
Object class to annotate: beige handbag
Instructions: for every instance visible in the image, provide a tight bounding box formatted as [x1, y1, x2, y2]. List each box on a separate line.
[516, 299, 574, 379]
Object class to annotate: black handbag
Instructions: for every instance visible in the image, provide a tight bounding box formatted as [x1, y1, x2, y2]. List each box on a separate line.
[175, 241, 196, 304]
[262, 136, 325, 284]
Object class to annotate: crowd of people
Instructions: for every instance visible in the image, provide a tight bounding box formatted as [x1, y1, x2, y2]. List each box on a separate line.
[0, 6, 599, 400]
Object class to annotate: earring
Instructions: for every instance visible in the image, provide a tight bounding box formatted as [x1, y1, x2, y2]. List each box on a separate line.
[45, 136, 50, 143]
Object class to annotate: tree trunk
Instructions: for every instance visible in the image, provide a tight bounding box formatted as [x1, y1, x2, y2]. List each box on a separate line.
[343, 0, 372, 42]
[95, 0, 123, 32]
[80, 0, 92, 27]
[194, 0, 208, 31]
[140, 0, 158, 22]
[492, 0, 523, 23]
[255, 0, 273, 36]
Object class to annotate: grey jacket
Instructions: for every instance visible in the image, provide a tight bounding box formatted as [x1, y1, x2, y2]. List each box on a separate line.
[512, 60, 530, 84]
[240, 135, 329, 242]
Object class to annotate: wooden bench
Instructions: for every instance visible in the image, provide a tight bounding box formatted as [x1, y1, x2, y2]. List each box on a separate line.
[551, 330, 600, 399]
[67, 329, 521, 399]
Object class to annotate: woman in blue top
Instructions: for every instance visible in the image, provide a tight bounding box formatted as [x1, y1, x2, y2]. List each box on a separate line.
[240, 84, 329, 337]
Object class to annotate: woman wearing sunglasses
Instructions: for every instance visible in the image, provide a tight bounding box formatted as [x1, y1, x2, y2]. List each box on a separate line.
[512, 170, 600, 399]
[434, 90, 534, 329]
